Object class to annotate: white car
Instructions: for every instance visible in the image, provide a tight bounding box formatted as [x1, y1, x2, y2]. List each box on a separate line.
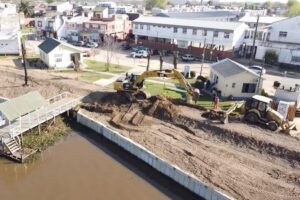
[130, 50, 148, 58]
[86, 42, 98, 48]
[248, 65, 266, 74]
[182, 54, 195, 61]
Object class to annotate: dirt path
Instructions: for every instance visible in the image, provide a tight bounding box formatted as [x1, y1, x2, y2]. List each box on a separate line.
[82, 94, 300, 200]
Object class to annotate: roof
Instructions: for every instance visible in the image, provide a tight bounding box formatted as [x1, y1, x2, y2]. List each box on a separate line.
[156, 11, 239, 20]
[133, 16, 245, 31]
[66, 15, 90, 24]
[38, 37, 83, 54]
[38, 37, 61, 53]
[239, 16, 286, 24]
[211, 58, 259, 78]
[252, 95, 272, 104]
[0, 91, 47, 121]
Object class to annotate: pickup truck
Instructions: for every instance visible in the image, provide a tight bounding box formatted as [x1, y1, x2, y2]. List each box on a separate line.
[130, 50, 148, 58]
[182, 54, 195, 62]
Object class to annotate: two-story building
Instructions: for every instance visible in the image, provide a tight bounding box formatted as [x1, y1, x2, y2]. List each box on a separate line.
[133, 16, 248, 59]
[253, 16, 300, 67]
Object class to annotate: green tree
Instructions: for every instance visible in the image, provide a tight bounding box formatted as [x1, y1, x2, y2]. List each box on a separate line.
[19, 0, 33, 17]
[146, 0, 168, 10]
[46, 0, 54, 3]
[264, 49, 278, 65]
[264, 1, 272, 9]
[286, 0, 300, 16]
[249, 3, 257, 10]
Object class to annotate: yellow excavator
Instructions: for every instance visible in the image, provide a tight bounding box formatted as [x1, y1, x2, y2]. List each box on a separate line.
[113, 69, 200, 102]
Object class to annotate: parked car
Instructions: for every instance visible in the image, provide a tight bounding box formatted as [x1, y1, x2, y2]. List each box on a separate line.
[130, 50, 148, 58]
[181, 54, 195, 62]
[132, 46, 149, 52]
[86, 42, 98, 48]
[248, 65, 266, 74]
[83, 51, 91, 57]
[73, 41, 85, 47]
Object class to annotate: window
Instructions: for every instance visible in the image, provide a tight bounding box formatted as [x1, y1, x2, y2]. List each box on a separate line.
[232, 83, 236, 88]
[48, 22, 53, 27]
[173, 27, 177, 33]
[147, 25, 150, 30]
[213, 31, 218, 37]
[38, 21, 42, 27]
[182, 28, 187, 34]
[54, 54, 62, 63]
[202, 30, 207, 36]
[192, 29, 197, 35]
[140, 24, 143, 29]
[55, 58, 62, 62]
[224, 32, 230, 39]
[242, 83, 256, 93]
[292, 56, 300, 63]
[279, 31, 287, 37]
[135, 24, 138, 29]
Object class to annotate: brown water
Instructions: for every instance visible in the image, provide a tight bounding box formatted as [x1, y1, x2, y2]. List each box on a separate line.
[0, 130, 198, 200]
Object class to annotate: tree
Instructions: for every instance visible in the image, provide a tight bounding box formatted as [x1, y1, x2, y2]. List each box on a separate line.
[103, 36, 117, 71]
[21, 39, 28, 86]
[173, 51, 178, 69]
[287, 0, 298, 7]
[264, 49, 278, 65]
[46, 0, 54, 3]
[249, 4, 257, 10]
[146, 51, 151, 71]
[286, 0, 300, 17]
[263, 1, 272, 9]
[19, 0, 33, 17]
[146, 0, 168, 10]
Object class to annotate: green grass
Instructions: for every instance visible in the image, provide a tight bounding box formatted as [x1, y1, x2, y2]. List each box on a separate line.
[0, 55, 20, 60]
[58, 70, 113, 83]
[151, 77, 196, 84]
[21, 27, 36, 34]
[144, 82, 232, 109]
[84, 59, 130, 74]
[22, 117, 71, 163]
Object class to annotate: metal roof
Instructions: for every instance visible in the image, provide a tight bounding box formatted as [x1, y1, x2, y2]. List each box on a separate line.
[211, 58, 259, 78]
[156, 11, 239, 19]
[239, 16, 286, 24]
[0, 91, 47, 122]
[133, 16, 245, 31]
[252, 95, 272, 104]
[38, 37, 61, 54]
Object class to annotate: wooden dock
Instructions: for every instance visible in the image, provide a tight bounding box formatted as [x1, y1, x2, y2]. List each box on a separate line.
[0, 92, 82, 162]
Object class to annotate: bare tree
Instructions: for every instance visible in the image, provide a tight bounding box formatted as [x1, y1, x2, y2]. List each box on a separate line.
[103, 36, 117, 71]
[91, 47, 100, 59]
[146, 50, 151, 71]
[159, 51, 164, 71]
[173, 51, 178, 69]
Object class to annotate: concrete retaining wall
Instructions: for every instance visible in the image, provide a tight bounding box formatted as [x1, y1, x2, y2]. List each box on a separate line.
[77, 110, 232, 200]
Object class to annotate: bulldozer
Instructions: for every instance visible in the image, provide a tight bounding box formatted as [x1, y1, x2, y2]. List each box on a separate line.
[113, 69, 200, 102]
[219, 95, 296, 133]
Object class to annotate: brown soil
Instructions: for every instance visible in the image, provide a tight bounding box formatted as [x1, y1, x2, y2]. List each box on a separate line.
[82, 92, 300, 200]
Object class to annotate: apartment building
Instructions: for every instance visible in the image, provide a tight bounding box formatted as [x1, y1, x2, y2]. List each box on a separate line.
[133, 16, 248, 59]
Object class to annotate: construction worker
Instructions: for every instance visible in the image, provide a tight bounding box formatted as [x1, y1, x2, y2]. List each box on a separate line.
[214, 95, 219, 110]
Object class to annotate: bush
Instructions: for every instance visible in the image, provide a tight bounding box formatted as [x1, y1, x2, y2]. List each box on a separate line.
[264, 49, 278, 64]
[190, 71, 196, 78]
[261, 89, 269, 97]
[273, 81, 280, 88]
[227, 95, 234, 100]
[196, 75, 208, 82]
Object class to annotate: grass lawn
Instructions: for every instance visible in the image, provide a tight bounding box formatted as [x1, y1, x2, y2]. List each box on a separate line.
[144, 81, 232, 109]
[58, 70, 113, 83]
[84, 59, 130, 74]
[152, 77, 196, 84]
[0, 55, 20, 60]
[21, 27, 36, 34]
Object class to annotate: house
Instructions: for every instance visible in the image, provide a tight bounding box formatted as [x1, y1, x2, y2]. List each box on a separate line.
[35, 12, 64, 38]
[38, 37, 83, 69]
[65, 15, 90, 42]
[209, 59, 263, 98]
[238, 16, 286, 28]
[46, 2, 73, 13]
[133, 16, 248, 60]
[253, 16, 300, 67]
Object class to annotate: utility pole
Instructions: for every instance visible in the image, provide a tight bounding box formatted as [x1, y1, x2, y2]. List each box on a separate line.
[250, 15, 260, 65]
[200, 38, 206, 76]
[21, 40, 28, 86]
[256, 58, 265, 94]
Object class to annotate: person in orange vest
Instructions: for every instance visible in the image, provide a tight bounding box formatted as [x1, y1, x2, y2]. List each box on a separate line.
[214, 95, 219, 110]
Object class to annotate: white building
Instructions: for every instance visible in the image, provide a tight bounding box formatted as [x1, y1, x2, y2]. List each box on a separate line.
[210, 59, 263, 98]
[133, 16, 248, 57]
[239, 16, 286, 28]
[35, 12, 64, 38]
[0, 3, 16, 15]
[38, 37, 83, 69]
[254, 16, 300, 67]
[46, 2, 73, 13]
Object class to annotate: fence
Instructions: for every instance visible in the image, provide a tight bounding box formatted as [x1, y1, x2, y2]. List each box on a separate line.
[77, 110, 232, 200]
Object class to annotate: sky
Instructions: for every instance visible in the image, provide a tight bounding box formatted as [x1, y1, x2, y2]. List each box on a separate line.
[216, 0, 298, 3]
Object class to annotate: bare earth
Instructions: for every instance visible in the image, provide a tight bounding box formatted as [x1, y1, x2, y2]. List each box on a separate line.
[1, 64, 300, 200]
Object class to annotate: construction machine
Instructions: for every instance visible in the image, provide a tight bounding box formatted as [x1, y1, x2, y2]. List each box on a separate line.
[113, 69, 200, 102]
[219, 95, 296, 133]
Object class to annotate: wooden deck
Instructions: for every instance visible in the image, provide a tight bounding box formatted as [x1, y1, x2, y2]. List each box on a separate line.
[0, 93, 82, 141]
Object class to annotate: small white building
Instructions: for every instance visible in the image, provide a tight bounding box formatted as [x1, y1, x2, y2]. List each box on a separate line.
[0, 31, 21, 55]
[238, 16, 286, 28]
[46, 2, 73, 13]
[38, 37, 83, 69]
[210, 59, 263, 98]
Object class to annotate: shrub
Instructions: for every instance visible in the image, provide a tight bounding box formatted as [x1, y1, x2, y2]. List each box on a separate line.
[190, 71, 196, 78]
[264, 49, 278, 64]
[273, 81, 280, 88]
[261, 89, 269, 97]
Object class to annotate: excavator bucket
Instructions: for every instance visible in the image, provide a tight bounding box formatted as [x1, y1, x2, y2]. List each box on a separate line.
[281, 121, 297, 134]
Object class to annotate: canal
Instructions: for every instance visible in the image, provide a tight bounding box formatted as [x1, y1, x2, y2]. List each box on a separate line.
[0, 127, 199, 200]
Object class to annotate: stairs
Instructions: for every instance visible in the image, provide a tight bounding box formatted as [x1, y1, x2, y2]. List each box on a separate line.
[4, 138, 21, 155]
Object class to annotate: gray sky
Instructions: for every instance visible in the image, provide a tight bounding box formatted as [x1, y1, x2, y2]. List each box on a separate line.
[216, 0, 298, 3]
